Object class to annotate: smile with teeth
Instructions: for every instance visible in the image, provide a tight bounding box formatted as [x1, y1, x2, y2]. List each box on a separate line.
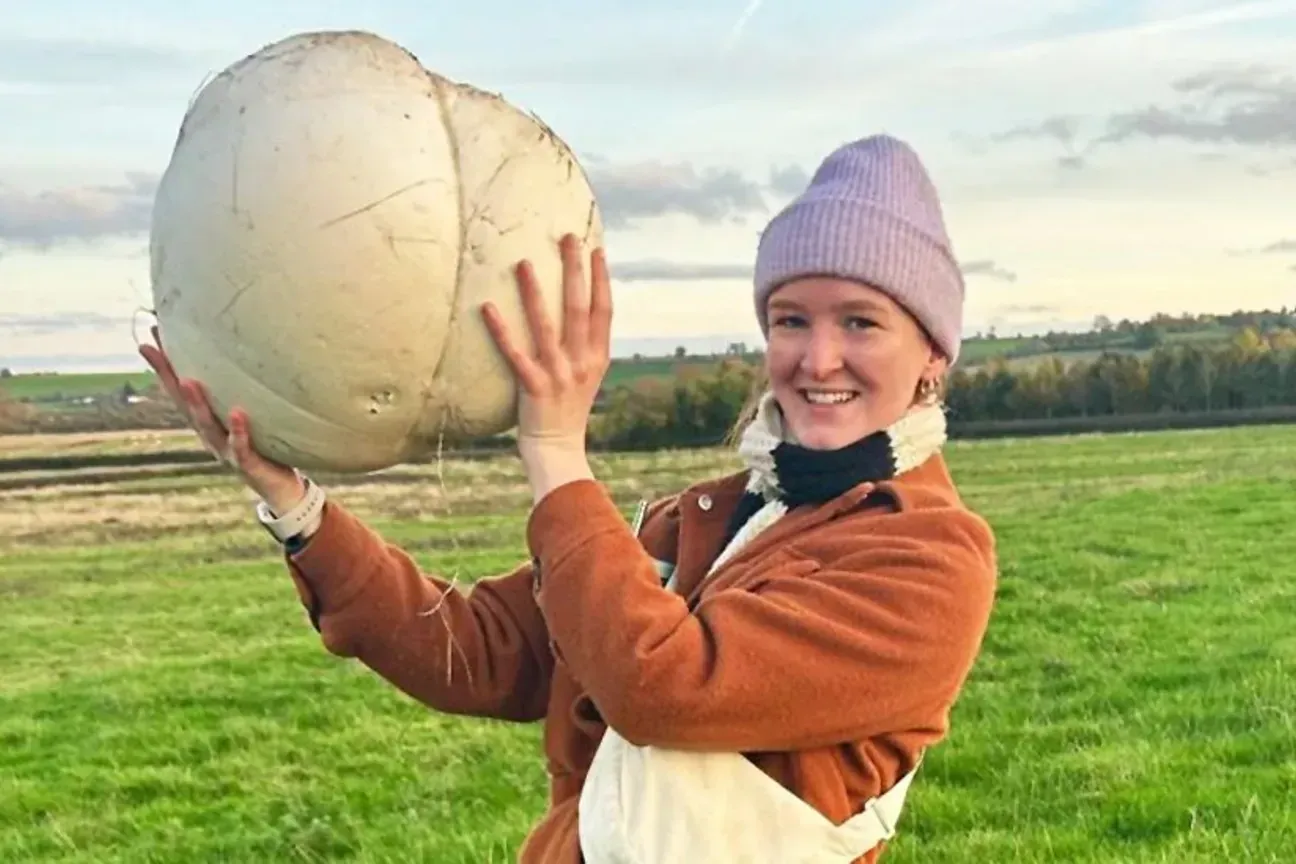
[801, 389, 858, 405]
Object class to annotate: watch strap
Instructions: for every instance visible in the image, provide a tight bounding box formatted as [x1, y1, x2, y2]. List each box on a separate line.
[255, 476, 326, 543]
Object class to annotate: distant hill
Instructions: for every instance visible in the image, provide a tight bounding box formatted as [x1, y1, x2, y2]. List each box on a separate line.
[956, 309, 1296, 368]
[5, 306, 1296, 436]
[0, 371, 156, 403]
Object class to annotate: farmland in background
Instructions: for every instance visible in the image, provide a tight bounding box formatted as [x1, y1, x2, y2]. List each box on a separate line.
[2, 423, 1294, 861]
[8, 306, 1296, 449]
[0, 372, 156, 403]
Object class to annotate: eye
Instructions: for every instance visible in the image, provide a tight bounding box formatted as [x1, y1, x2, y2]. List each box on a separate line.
[771, 314, 808, 328]
[845, 316, 876, 330]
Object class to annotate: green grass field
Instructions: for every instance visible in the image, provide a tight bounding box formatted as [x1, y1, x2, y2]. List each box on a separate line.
[600, 357, 698, 388]
[3, 426, 1295, 862]
[1, 372, 157, 402]
[957, 337, 1032, 364]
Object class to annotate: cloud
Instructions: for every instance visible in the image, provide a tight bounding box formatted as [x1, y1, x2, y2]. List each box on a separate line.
[971, 305, 1088, 339]
[0, 312, 131, 337]
[1099, 65, 1296, 148]
[1227, 237, 1296, 256]
[589, 159, 798, 229]
[961, 259, 1019, 282]
[615, 260, 752, 282]
[987, 63, 1296, 166]
[988, 115, 1096, 168]
[1225, 238, 1296, 275]
[767, 164, 810, 196]
[0, 157, 801, 251]
[0, 173, 157, 249]
[0, 37, 210, 86]
[486, 0, 1296, 113]
[991, 303, 1061, 316]
[722, 0, 767, 53]
[993, 115, 1082, 147]
[608, 256, 1018, 285]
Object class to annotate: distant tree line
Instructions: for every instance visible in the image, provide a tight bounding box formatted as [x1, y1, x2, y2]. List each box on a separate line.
[946, 327, 1296, 421]
[9, 321, 1296, 447]
[589, 359, 762, 450]
[585, 327, 1296, 450]
[982, 308, 1296, 358]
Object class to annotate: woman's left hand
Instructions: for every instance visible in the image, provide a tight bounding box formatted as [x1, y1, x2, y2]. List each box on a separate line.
[482, 232, 613, 501]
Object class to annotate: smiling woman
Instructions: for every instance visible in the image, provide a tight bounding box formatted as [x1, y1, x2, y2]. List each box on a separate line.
[143, 132, 996, 864]
[761, 279, 947, 450]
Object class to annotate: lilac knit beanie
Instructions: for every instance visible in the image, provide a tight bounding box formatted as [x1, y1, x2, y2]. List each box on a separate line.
[753, 134, 965, 364]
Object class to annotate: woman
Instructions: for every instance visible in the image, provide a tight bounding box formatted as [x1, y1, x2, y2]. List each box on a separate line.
[141, 134, 997, 863]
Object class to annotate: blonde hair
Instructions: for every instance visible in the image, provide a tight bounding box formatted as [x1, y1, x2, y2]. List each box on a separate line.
[724, 368, 771, 448]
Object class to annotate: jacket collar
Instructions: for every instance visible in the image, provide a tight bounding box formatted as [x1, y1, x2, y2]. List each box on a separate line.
[666, 452, 958, 603]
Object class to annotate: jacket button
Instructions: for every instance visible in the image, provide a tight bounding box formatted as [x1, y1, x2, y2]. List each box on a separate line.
[698, 494, 713, 511]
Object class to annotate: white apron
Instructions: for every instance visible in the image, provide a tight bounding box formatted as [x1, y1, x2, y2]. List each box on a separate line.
[578, 497, 923, 862]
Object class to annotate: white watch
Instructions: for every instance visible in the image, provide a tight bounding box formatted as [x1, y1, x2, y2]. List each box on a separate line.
[255, 475, 326, 544]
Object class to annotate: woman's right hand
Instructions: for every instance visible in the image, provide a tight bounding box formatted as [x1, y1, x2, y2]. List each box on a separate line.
[139, 325, 308, 515]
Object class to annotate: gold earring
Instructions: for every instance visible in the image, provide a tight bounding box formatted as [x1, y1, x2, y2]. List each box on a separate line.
[917, 377, 940, 405]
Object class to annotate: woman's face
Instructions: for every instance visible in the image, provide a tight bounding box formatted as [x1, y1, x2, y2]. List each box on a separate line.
[764, 276, 946, 450]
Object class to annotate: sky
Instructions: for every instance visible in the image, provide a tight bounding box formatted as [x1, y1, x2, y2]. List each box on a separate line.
[2, 0, 1296, 373]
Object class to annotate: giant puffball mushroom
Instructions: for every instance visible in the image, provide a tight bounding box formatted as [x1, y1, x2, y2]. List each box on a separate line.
[149, 30, 604, 473]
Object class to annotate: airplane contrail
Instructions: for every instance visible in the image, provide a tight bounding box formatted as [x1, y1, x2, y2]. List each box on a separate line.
[723, 0, 765, 52]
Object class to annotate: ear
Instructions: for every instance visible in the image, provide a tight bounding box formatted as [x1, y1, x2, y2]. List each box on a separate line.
[923, 345, 949, 380]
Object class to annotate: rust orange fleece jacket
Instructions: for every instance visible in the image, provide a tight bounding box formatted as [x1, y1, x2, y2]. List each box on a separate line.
[282, 453, 997, 863]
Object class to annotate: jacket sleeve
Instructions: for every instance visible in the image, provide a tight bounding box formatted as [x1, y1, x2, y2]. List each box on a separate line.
[283, 498, 554, 723]
[525, 479, 997, 751]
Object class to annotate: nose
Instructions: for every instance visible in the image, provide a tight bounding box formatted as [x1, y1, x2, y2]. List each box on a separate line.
[798, 326, 844, 380]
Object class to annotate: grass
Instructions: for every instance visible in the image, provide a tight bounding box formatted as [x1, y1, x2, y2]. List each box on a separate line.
[958, 337, 1033, 364]
[602, 357, 698, 387]
[993, 348, 1156, 372]
[0, 429, 196, 459]
[3, 426, 1296, 861]
[1, 373, 156, 402]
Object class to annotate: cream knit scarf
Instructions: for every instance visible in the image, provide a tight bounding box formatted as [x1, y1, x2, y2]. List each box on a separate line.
[711, 391, 948, 573]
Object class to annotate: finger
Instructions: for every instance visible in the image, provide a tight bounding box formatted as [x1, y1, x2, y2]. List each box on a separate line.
[187, 380, 228, 435]
[589, 246, 613, 360]
[140, 327, 193, 415]
[138, 343, 166, 382]
[515, 260, 561, 368]
[228, 407, 299, 476]
[140, 344, 174, 386]
[139, 343, 183, 405]
[140, 351, 192, 426]
[561, 234, 589, 352]
[481, 302, 547, 393]
[226, 407, 257, 471]
[181, 378, 230, 459]
[147, 326, 179, 379]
